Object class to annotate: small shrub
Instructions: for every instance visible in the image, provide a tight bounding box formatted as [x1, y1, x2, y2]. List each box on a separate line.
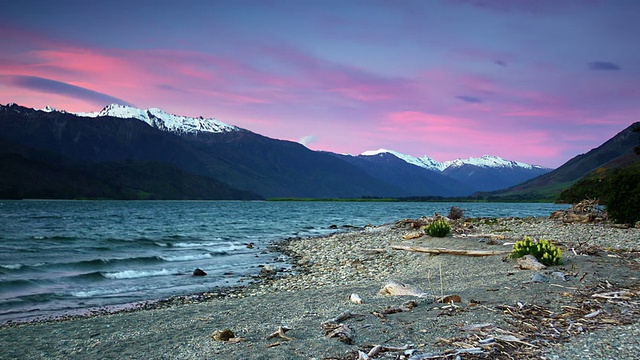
[510, 236, 562, 266]
[425, 219, 451, 237]
[448, 206, 464, 220]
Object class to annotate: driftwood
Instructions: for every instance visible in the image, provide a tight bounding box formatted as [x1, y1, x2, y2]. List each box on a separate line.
[391, 245, 511, 257]
[403, 232, 423, 240]
[453, 233, 506, 240]
[266, 326, 293, 341]
[321, 311, 363, 344]
[551, 199, 606, 223]
[373, 300, 419, 320]
[323, 323, 355, 344]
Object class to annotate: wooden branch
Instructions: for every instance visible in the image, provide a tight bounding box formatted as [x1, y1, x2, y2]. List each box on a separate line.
[391, 245, 511, 257]
[453, 234, 506, 240]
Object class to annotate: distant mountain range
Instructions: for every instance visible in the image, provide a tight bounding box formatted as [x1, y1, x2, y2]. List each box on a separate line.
[0, 103, 553, 199]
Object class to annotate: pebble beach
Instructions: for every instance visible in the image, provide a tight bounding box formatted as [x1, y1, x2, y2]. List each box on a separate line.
[1, 217, 639, 359]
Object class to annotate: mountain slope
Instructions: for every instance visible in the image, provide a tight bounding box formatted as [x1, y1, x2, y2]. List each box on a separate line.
[489, 122, 640, 199]
[334, 152, 472, 196]
[0, 104, 404, 199]
[0, 139, 261, 200]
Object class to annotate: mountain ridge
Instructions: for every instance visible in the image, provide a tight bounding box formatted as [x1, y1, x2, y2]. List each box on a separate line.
[1, 102, 556, 199]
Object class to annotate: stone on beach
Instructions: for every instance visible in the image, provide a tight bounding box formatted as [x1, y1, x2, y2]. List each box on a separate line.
[378, 280, 430, 298]
[516, 255, 547, 270]
[192, 268, 207, 276]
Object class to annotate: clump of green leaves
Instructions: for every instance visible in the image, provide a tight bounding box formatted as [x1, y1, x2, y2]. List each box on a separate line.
[510, 236, 563, 266]
[425, 219, 451, 237]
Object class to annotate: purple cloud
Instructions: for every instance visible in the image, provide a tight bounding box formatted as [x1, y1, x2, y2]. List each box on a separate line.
[457, 95, 484, 103]
[1, 75, 133, 107]
[587, 61, 621, 71]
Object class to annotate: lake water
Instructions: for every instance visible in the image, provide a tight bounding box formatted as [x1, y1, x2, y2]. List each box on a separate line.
[0, 200, 567, 324]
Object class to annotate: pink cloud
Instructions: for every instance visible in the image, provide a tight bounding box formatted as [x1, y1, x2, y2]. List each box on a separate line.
[377, 110, 561, 165]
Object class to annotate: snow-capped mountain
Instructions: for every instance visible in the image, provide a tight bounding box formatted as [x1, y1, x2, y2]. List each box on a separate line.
[1, 102, 554, 198]
[361, 149, 446, 171]
[441, 155, 547, 170]
[361, 149, 549, 172]
[76, 104, 239, 135]
[357, 149, 552, 193]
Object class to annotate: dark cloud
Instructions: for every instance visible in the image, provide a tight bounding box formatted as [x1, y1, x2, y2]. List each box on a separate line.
[587, 61, 621, 71]
[457, 95, 483, 103]
[0, 75, 133, 106]
[494, 60, 507, 67]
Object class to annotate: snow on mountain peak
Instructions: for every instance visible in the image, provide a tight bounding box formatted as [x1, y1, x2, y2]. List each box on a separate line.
[361, 149, 545, 171]
[361, 149, 445, 171]
[442, 155, 538, 170]
[76, 104, 239, 134]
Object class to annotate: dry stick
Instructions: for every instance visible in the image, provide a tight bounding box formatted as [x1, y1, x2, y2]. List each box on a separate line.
[439, 263, 444, 299]
[391, 245, 511, 257]
[392, 245, 512, 256]
[427, 268, 434, 302]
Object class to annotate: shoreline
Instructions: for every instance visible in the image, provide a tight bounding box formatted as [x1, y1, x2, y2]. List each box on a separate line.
[1, 217, 639, 359]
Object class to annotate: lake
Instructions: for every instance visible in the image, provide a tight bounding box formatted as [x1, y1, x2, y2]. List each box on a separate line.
[0, 200, 567, 324]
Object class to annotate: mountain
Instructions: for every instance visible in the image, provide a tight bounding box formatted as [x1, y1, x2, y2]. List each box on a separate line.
[0, 103, 554, 199]
[332, 152, 472, 197]
[355, 149, 551, 193]
[0, 103, 403, 199]
[487, 122, 640, 200]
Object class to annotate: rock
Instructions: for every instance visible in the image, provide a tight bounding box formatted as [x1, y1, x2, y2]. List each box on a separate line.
[379, 280, 429, 298]
[260, 265, 277, 275]
[212, 328, 235, 341]
[349, 293, 363, 304]
[516, 255, 547, 270]
[192, 268, 207, 276]
[529, 273, 549, 283]
[636, 221, 640, 229]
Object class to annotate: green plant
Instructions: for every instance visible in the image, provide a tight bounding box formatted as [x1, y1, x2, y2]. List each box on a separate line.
[425, 219, 451, 237]
[510, 236, 563, 266]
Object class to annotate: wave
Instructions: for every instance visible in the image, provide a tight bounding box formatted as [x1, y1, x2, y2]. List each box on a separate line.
[173, 242, 246, 252]
[101, 268, 176, 279]
[0, 264, 24, 270]
[31, 235, 76, 241]
[0, 263, 47, 272]
[72, 256, 163, 267]
[0, 278, 48, 289]
[158, 253, 215, 262]
[1, 248, 235, 275]
[70, 287, 137, 298]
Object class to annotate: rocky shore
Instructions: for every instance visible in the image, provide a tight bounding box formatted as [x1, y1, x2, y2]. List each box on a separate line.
[1, 216, 639, 359]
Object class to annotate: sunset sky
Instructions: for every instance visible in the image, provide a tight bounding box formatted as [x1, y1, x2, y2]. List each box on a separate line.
[1, 0, 639, 168]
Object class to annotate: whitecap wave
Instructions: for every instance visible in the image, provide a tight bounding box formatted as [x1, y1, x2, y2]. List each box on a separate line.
[158, 253, 213, 262]
[71, 288, 120, 297]
[1, 264, 23, 270]
[101, 269, 175, 279]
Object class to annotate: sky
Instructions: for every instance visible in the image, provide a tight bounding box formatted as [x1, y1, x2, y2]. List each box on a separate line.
[1, 0, 639, 168]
